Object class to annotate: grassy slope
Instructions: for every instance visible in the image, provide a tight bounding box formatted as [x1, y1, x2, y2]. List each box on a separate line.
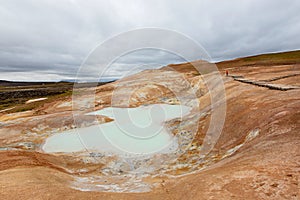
[216, 50, 300, 68]
[0, 82, 73, 112]
[0, 81, 114, 113]
[163, 50, 300, 73]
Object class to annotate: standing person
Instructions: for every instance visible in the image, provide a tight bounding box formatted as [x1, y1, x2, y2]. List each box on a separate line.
[225, 70, 229, 76]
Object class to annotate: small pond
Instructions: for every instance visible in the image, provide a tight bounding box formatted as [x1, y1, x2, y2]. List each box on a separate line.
[43, 104, 191, 156]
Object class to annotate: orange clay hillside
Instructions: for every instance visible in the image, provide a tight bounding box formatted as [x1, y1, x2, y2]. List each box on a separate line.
[0, 50, 299, 200]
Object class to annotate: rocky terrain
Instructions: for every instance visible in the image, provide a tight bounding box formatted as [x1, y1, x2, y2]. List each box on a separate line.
[0, 51, 299, 199]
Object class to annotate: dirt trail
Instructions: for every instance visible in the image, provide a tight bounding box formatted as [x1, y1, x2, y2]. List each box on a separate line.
[231, 75, 300, 90]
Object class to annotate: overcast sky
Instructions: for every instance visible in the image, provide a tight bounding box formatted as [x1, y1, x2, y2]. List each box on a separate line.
[0, 0, 299, 81]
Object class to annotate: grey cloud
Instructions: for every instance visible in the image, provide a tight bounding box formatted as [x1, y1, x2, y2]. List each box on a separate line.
[0, 0, 299, 81]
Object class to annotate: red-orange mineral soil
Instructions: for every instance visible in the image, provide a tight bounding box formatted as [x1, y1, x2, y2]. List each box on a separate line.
[0, 51, 299, 199]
